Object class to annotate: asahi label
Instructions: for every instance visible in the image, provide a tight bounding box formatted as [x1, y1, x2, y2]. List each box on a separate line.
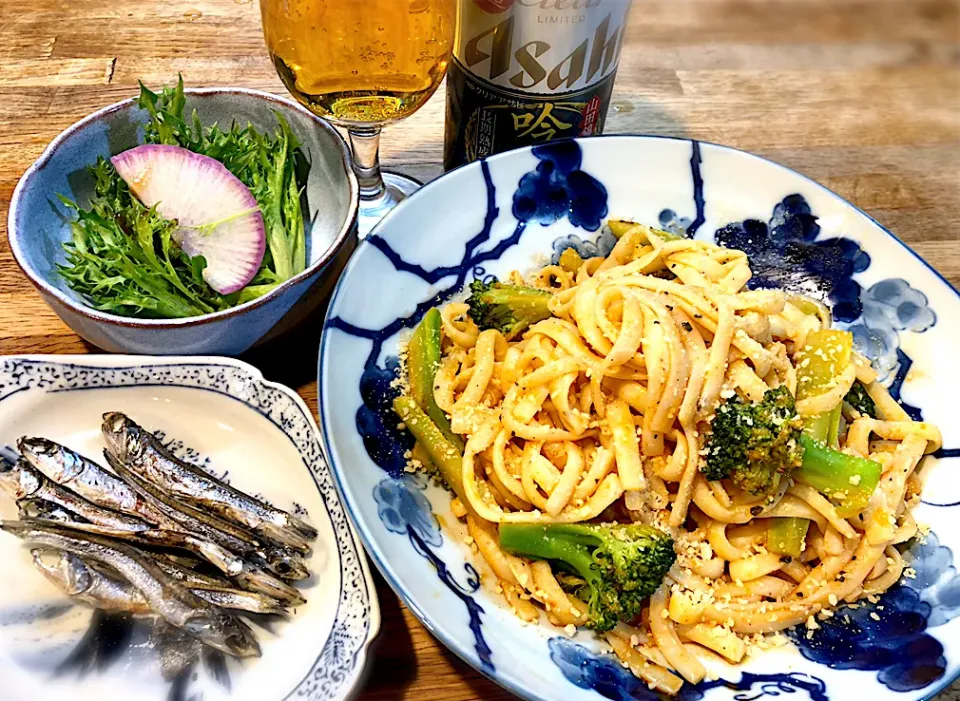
[444, 0, 632, 170]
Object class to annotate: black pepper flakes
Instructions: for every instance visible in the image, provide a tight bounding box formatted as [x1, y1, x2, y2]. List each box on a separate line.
[750, 506, 764, 516]
[681, 322, 693, 332]
[780, 556, 793, 564]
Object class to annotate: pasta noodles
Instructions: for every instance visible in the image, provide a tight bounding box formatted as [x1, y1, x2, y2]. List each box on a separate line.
[396, 221, 943, 694]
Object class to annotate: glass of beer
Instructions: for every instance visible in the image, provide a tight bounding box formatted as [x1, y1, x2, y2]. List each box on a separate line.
[260, 0, 456, 236]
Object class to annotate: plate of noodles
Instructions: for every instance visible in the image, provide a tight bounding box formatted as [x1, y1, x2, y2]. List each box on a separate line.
[318, 135, 958, 701]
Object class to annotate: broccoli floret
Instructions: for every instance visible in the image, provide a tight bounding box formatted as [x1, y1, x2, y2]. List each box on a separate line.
[466, 278, 553, 340]
[843, 380, 877, 418]
[499, 523, 676, 632]
[702, 386, 804, 496]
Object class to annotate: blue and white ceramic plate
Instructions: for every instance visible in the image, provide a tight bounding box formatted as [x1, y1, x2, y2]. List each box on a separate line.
[319, 136, 960, 701]
[0, 355, 378, 701]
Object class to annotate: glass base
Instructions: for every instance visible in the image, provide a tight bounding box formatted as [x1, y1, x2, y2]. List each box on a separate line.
[357, 171, 422, 238]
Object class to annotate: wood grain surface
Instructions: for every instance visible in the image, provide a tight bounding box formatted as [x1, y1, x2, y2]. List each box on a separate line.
[0, 0, 958, 698]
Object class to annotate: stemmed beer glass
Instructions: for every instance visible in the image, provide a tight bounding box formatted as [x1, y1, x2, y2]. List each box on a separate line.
[260, 0, 456, 236]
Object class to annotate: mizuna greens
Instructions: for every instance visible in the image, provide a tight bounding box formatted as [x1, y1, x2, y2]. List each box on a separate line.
[58, 77, 308, 318]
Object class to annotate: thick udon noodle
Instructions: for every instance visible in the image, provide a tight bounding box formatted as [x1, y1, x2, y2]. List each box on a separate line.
[412, 223, 941, 694]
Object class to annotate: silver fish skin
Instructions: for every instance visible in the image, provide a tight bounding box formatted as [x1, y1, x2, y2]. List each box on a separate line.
[153, 556, 240, 590]
[2, 459, 151, 534]
[104, 451, 260, 555]
[22, 517, 261, 594]
[18, 438, 171, 528]
[101, 413, 317, 550]
[64, 551, 287, 617]
[105, 453, 309, 581]
[152, 558, 288, 614]
[31, 548, 153, 615]
[20, 506, 153, 539]
[131, 530, 306, 606]
[192, 588, 288, 616]
[0, 459, 41, 501]
[4, 521, 260, 658]
[132, 530, 246, 575]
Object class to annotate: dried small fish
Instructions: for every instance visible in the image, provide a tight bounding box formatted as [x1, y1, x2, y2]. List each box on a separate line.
[103, 452, 259, 553]
[31, 549, 152, 615]
[4, 522, 260, 658]
[101, 413, 317, 551]
[1, 458, 150, 534]
[135, 531, 305, 606]
[39, 549, 287, 617]
[18, 438, 171, 528]
[191, 588, 288, 616]
[104, 451, 308, 581]
[152, 555, 240, 590]
[253, 546, 310, 582]
[26, 514, 284, 605]
[151, 558, 287, 613]
[30, 520, 306, 607]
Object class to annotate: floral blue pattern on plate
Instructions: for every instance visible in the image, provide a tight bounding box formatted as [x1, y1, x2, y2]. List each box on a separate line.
[0, 355, 378, 701]
[318, 135, 960, 701]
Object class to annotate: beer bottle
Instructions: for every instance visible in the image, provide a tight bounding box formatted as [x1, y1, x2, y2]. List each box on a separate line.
[444, 0, 633, 171]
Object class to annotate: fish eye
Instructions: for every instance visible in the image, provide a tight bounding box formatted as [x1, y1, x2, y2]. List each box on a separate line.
[226, 633, 249, 650]
[184, 615, 214, 635]
[33, 440, 57, 455]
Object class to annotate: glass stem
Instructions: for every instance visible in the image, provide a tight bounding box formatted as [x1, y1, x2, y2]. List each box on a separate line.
[348, 126, 386, 202]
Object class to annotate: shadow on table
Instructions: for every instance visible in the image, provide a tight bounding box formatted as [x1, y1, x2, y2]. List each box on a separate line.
[436, 645, 518, 701]
[239, 297, 330, 392]
[355, 567, 518, 700]
[354, 571, 418, 699]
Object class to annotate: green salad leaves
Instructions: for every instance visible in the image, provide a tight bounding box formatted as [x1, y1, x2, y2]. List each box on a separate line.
[58, 77, 308, 318]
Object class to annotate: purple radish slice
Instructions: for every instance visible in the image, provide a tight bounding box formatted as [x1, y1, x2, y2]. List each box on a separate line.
[111, 144, 266, 295]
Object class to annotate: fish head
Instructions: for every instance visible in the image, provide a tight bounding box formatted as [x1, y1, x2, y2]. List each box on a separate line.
[19, 499, 75, 523]
[0, 460, 41, 500]
[183, 612, 261, 658]
[31, 549, 92, 596]
[101, 413, 144, 462]
[18, 438, 83, 483]
[264, 549, 311, 581]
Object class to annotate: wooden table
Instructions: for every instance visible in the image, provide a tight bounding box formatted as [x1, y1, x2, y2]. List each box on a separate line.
[0, 0, 958, 698]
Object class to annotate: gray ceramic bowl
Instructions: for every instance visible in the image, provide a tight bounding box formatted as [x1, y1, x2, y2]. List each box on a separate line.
[8, 88, 358, 355]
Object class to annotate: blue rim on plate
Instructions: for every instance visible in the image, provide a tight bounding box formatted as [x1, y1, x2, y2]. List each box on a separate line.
[0, 354, 379, 701]
[318, 135, 960, 701]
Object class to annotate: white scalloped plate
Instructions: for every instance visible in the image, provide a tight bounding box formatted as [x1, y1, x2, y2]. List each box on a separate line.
[0, 355, 378, 701]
